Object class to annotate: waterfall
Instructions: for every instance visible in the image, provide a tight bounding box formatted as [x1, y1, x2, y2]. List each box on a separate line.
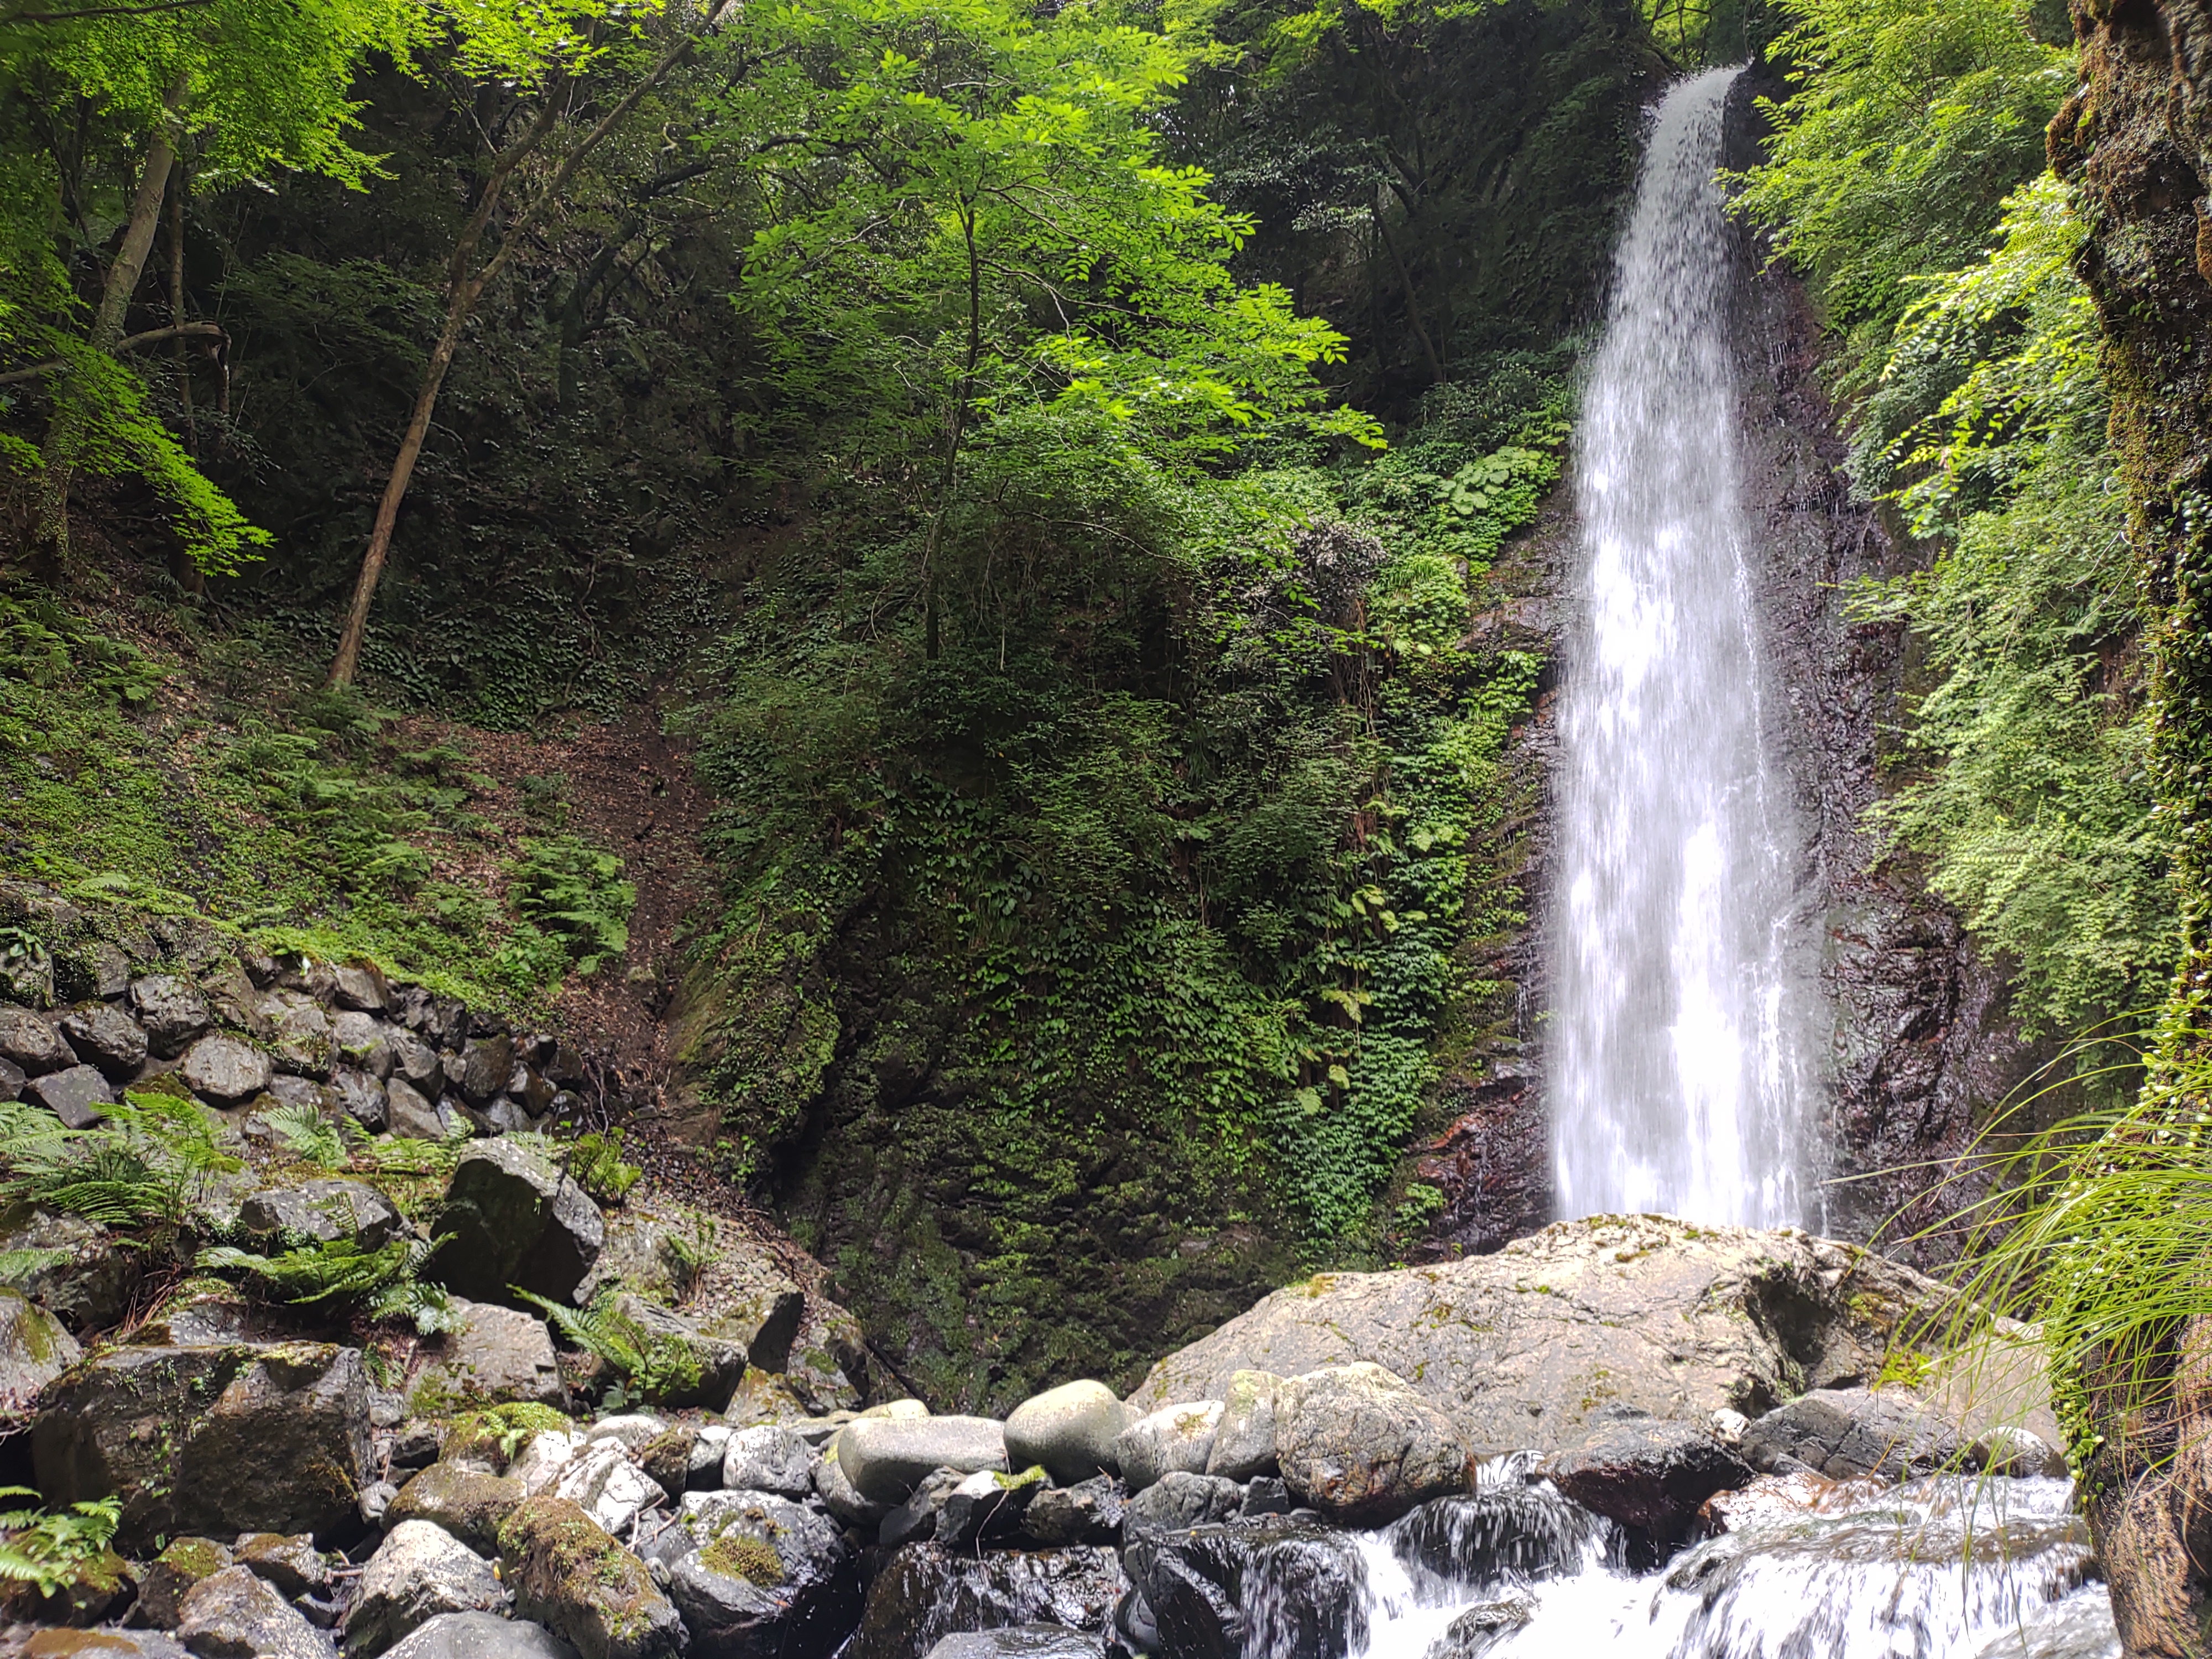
[1549, 65, 1823, 1229]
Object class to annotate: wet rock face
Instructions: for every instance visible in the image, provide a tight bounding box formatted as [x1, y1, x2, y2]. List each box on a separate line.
[1121, 1520, 1370, 1659]
[1130, 1214, 1958, 1457]
[847, 1543, 1125, 1659]
[1541, 1415, 1752, 1538]
[430, 1142, 606, 1305]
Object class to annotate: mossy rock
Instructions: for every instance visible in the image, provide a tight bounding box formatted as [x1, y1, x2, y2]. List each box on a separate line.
[499, 1494, 685, 1659]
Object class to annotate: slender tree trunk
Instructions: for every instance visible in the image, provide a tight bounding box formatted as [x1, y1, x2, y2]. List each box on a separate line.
[166, 166, 202, 593]
[327, 1, 737, 688]
[1373, 190, 1445, 387]
[919, 195, 982, 664]
[29, 75, 184, 572]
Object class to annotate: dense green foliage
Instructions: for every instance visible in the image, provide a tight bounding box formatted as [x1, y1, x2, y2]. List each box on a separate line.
[1742, 0, 2176, 1063]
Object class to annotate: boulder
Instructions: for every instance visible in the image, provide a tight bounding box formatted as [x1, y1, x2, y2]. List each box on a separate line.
[386, 1463, 526, 1557]
[259, 990, 334, 1077]
[385, 1613, 581, 1659]
[1020, 1475, 1125, 1547]
[1124, 1470, 1245, 1540]
[1421, 1594, 1538, 1659]
[1741, 1386, 1966, 1481]
[879, 1467, 964, 1550]
[1127, 1214, 1963, 1457]
[0, 1208, 135, 1333]
[839, 1415, 1008, 1505]
[33, 1341, 375, 1549]
[0, 1284, 81, 1407]
[719, 1424, 816, 1498]
[1121, 1521, 1366, 1659]
[586, 1415, 670, 1452]
[390, 1032, 444, 1094]
[332, 1012, 397, 1079]
[685, 1426, 734, 1491]
[847, 1544, 1126, 1659]
[0, 1055, 21, 1100]
[346, 1520, 509, 1657]
[816, 1434, 894, 1528]
[173, 1564, 326, 1659]
[1974, 1425, 2070, 1479]
[239, 1178, 406, 1250]
[135, 1282, 256, 1347]
[937, 1467, 1047, 1552]
[132, 1537, 232, 1629]
[58, 1003, 148, 1079]
[0, 1003, 76, 1073]
[431, 1142, 604, 1305]
[1114, 1401, 1223, 1495]
[1275, 1363, 1471, 1525]
[922, 1630, 1099, 1659]
[1541, 1413, 1754, 1536]
[550, 1438, 664, 1537]
[499, 1495, 686, 1659]
[335, 963, 391, 1012]
[27, 1063, 113, 1127]
[1004, 1379, 1128, 1485]
[1389, 1483, 1611, 1587]
[658, 1491, 859, 1659]
[128, 976, 211, 1058]
[456, 1034, 514, 1105]
[410, 1297, 568, 1411]
[335, 1069, 390, 1131]
[180, 1036, 271, 1106]
[606, 1292, 745, 1407]
[1206, 1370, 1282, 1481]
[233, 1531, 327, 1598]
[512, 1430, 590, 1497]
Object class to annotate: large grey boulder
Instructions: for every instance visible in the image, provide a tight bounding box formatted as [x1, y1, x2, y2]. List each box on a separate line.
[385, 1613, 581, 1659]
[1542, 1412, 1754, 1536]
[132, 1536, 234, 1627]
[34, 1341, 375, 1549]
[0, 1287, 80, 1409]
[334, 962, 390, 1012]
[431, 1142, 604, 1305]
[345, 1520, 508, 1656]
[936, 1467, 1047, 1552]
[0, 1004, 72, 1073]
[1019, 1475, 1125, 1547]
[129, 975, 213, 1056]
[848, 1544, 1126, 1659]
[1114, 1400, 1222, 1494]
[721, 1423, 816, 1497]
[409, 1296, 568, 1411]
[839, 1414, 1008, 1505]
[59, 1001, 148, 1078]
[924, 1631, 1099, 1659]
[455, 1034, 514, 1104]
[181, 1035, 272, 1105]
[1741, 1386, 1966, 1481]
[260, 989, 335, 1077]
[174, 1564, 327, 1659]
[500, 1494, 686, 1659]
[1129, 1214, 1963, 1457]
[1275, 1363, 1472, 1525]
[659, 1491, 859, 1659]
[385, 1462, 526, 1556]
[336, 1068, 390, 1131]
[390, 1031, 444, 1093]
[333, 1010, 397, 1078]
[240, 1178, 406, 1250]
[607, 1291, 745, 1406]
[26, 1061, 112, 1126]
[1123, 1469, 1244, 1539]
[816, 1433, 895, 1528]
[386, 1077, 452, 1140]
[1004, 1379, 1128, 1485]
[1206, 1369, 1282, 1480]
[234, 1530, 328, 1599]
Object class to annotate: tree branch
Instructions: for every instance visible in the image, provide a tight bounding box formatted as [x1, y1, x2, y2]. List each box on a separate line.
[0, 322, 225, 386]
[1, 0, 212, 22]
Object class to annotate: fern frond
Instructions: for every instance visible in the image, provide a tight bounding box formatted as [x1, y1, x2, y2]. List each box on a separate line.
[262, 1103, 350, 1171]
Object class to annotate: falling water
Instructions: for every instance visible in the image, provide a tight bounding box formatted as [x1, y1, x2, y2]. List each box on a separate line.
[1550, 65, 1822, 1228]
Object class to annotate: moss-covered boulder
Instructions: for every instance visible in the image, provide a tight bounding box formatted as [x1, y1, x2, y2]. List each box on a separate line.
[498, 1495, 684, 1659]
[385, 1462, 525, 1556]
[133, 1536, 232, 1629]
[0, 1284, 80, 1403]
[32, 1341, 374, 1550]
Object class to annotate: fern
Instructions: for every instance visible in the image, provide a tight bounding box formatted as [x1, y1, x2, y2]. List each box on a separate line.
[262, 1102, 352, 1171]
[510, 837, 635, 977]
[0, 1248, 71, 1286]
[199, 1233, 452, 1331]
[568, 1129, 640, 1205]
[1, 1091, 240, 1228]
[514, 1287, 706, 1404]
[0, 1489, 122, 1597]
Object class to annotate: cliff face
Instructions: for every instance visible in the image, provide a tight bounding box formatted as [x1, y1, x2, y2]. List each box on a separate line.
[2044, 1, 2212, 1646]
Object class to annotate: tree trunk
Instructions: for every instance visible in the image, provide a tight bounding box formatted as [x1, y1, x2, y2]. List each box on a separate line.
[327, 2, 737, 688]
[166, 166, 201, 593]
[28, 76, 184, 573]
[1372, 190, 1445, 388]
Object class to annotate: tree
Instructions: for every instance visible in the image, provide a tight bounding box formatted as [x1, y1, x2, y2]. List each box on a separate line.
[324, 0, 737, 688]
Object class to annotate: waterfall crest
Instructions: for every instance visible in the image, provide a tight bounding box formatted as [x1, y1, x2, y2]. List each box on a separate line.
[1549, 65, 1823, 1229]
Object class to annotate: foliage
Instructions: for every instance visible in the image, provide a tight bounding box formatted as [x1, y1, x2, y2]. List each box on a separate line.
[567, 1128, 640, 1206]
[197, 1232, 457, 1333]
[444, 1401, 572, 1464]
[515, 1286, 706, 1405]
[0, 1489, 121, 1599]
[0, 1090, 238, 1228]
[509, 837, 634, 979]
[262, 1102, 353, 1172]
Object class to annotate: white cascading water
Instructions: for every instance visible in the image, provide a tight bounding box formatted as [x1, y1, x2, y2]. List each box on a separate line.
[1549, 64, 1823, 1229]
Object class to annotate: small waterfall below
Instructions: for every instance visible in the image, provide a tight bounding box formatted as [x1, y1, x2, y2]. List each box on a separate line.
[1550, 64, 1824, 1228]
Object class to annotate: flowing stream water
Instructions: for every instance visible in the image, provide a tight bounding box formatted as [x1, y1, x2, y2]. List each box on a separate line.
[1549, 64, 1823, 1229]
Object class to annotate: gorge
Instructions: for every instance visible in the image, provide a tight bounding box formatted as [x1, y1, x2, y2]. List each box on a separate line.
[0, 0, 2198, 1650]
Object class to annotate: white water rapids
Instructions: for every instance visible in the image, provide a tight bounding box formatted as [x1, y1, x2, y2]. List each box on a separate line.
[1549, 64, 1824, 1229]
[1324, 1458, 2117, 1659]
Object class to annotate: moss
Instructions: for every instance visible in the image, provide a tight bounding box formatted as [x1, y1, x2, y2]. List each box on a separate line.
[698, 1533, 785, 1587]
[155, 1536, 227, 1580]
[445, 1402, 573, 1465]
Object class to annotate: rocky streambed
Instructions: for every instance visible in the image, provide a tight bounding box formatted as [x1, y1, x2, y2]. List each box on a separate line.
[0, 1212, 2119, 1659]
